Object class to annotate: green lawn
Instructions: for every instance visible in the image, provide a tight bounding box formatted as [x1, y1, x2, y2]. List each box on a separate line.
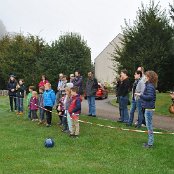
[110, 93, 173, 116]
[0, 96, 174, 174]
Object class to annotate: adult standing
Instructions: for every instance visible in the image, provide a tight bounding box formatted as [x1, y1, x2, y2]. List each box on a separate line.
[56, 73, 64, 105]
[69, 74, 75, 83]
[73, 70, 83, 95]
[135, 71, 158, 148]
[137, 66, 146, 126]
[117, 69, 130, 123]
[86, 71, 98, 117]
[38, 75, 49, 88]
[7, 74, 17, 112]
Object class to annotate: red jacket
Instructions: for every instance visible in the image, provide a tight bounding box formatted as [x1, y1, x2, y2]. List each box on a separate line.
[68, 95, 82, 120]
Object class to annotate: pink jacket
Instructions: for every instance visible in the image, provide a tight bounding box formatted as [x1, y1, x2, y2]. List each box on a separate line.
[30, 97, 38, 110]
[38, 80, 49, 88]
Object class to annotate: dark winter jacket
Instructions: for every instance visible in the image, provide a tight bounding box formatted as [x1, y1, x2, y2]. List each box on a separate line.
[117, 78, 130, 97]
[7, 80, 17, 96]
[140, 82, 156, 109]
[73, 76, 83, 95]
[16, 84, 25, 98]
[86, 77, 98, 96]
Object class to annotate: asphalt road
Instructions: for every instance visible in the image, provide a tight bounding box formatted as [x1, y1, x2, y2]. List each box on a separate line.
[81, 95, 174, 131]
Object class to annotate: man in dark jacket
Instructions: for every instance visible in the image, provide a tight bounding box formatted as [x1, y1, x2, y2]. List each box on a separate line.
[73, 71, 83, 95]
[117, 69, 130, 123]
[86, 71, 98, 117]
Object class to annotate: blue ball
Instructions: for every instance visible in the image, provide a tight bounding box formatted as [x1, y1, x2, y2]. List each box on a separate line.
[44, 138, 54, 148]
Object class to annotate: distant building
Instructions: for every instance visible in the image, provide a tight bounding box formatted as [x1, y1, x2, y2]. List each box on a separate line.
[94, 33, 123, 85]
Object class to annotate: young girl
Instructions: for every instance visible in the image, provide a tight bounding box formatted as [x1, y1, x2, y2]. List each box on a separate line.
[16, 79, 25, 115]
[135, 71, 158, 148]
[27, 86, 35, 120]
[29, 91, 38, 121]
[7, 74, 17, 112]
[62, 87, 72, 133]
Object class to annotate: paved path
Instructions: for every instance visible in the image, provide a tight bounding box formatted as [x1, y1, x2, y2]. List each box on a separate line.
[81, 95, 174, 131]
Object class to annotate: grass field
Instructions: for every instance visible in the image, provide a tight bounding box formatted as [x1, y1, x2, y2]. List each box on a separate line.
[110, 93, 173, 116]
[0, 96, 174, 174]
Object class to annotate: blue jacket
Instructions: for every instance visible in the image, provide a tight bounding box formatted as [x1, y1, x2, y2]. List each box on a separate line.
[140, 82, 156, 109]
[43, 89, 56, 107]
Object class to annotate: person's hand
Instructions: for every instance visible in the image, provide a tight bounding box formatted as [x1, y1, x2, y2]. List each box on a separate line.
[135, 93, 141, 96]
[11, 89, 15, 92]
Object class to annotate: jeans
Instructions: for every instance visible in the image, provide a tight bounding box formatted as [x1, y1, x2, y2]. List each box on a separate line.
[28, 109, 31, 119]
[9, 95, 17, 111]
[31, 110, 38, 119]
[128, 100, 137, 125]
[145, 110, 154, 145]
[16, 97, 24, 112]
[136, 99, 143, 126]
[39, 108, 45, 121]
[119, 96, 129, 122]
[45, 106, 53, 125]
[87, 96, 96, 116]
[62, 111, 68, 131]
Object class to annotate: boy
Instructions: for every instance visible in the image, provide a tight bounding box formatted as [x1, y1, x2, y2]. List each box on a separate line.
[16, 79, 25, 115]
[27, 86, 35, 120]
[43, 83, 56, 127]
[68, 86, 82, 138]
[38, 87, 45, 124]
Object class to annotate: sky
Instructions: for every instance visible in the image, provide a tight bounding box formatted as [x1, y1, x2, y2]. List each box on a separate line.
[0, 0, 173, 61]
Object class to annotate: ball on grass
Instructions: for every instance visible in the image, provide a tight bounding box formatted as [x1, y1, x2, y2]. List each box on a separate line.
[44, 138, 54, 148]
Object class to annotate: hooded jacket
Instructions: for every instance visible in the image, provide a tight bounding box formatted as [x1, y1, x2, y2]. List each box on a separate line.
[43, 89, 56, 107]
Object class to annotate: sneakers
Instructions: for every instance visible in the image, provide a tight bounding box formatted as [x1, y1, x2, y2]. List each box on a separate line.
[46, 124, 51, 127]
[69, 134, 79, 138]
[143, 143, 153, 148]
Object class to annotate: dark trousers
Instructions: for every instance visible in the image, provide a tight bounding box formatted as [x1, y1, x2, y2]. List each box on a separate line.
[45, 106, 53, 125]
[31, 110, 38, 119]
[142, 108, 146, 125]
[62, 113, 68, 131]
[9, 95, 17, 111]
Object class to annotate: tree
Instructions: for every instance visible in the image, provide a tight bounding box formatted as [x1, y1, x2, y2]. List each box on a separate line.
[113, 1, 174, 91]
[0, 34, 45, 88]
[38, 32, 92, 89]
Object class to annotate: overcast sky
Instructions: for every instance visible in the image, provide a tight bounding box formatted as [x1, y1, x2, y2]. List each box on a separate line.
[0, 0, 173, 60]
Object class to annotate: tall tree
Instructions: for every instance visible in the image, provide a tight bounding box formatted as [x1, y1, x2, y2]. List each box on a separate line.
[113, 1, 174, 91]
[39, 32, 91, 89]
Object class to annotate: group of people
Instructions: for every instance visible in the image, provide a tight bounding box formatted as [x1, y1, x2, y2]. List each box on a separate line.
[7, 67, 160, 147]
[116, 66, 158, 148]
[7, 70, 99, 138]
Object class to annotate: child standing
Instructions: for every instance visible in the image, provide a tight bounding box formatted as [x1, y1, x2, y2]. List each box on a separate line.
[62, 87, 72, 133]
[38, 87, 45, 124]
[29, 91, 38, 121]
[56, 97, 65, 126]
[16, 79, 25, 115]
[27, 86, 35, 120]
[68, 86, 82, 138]
[135, 71, 158, 148]
[43, 83, 56, 127]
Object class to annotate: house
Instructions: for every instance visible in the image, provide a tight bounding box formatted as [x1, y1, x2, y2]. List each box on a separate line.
[94, 33, 123, 85]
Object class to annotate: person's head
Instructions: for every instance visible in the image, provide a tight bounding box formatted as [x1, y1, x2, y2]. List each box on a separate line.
[44, 83, 51, 90]
[59, 73, 63, 80]
[71, 86, 78, 96]
[41, 75, 47, 81]
[29, 86, 35, 92]
[32, 91, 38, 98]
[120, 69, 128, 80]
[19, 79, 24, 85]
[137, 66, 144, 74]
[62, 75, 67, 81]
[145, 71, 158, 87]
[88, 71, 94, 79]
[134, 70, 142, 80]
[70, 74, 74, 80]
[9, 75, 15, 81]
[65, 87, 71, 96]
[39, 87, 44, 94]
[75, 70, 80, 77]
